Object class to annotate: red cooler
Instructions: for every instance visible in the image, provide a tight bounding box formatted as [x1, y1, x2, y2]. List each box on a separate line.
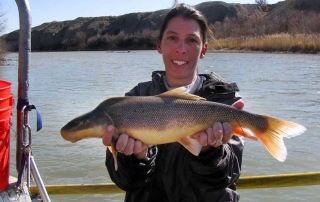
[0, 80, 13, 192]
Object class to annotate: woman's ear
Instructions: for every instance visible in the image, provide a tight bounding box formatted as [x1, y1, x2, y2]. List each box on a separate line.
[156, 39, 162, 54]
[200, 43, 208, 59]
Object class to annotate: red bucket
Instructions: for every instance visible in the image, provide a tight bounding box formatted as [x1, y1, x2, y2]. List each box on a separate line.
[0, 95, 14, 109]
[0, 80, 11, 98]
[0, 80, 12, 192]
[0, 106, 12, 120]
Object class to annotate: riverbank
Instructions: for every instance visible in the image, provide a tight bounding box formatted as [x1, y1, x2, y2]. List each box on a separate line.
[1, 33, 319, 55]
[209, 34, 320, 54]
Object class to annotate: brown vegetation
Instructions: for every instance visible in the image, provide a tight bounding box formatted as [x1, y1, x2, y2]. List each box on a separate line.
[73, 9, 320, 53]
[209, 10, 320, 53]
[68, 29, 159, 51]
[70, 9, 320, 53]
[211, 10, 320, 38]
[210, 34, 320, 53]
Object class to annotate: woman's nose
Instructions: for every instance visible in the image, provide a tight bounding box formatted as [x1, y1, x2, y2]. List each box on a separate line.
[176, 41, 187, 54]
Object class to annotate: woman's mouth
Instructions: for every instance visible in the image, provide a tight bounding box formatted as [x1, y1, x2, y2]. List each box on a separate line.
[172, 60, 187, 66]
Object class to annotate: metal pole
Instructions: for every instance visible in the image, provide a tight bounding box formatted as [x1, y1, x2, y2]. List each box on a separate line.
[15, 0, 31, 173]
[30, 156, 51, 202]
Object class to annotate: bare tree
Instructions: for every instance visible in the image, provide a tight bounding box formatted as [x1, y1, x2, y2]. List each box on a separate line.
[0, 3, 8, 61]
[255, 0, 268, 12]
[255, 0, 268, 5]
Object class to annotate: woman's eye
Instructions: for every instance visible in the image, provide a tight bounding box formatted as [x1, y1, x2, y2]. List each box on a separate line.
[168, 36, 176, 40]
[189, 38, 198, 43]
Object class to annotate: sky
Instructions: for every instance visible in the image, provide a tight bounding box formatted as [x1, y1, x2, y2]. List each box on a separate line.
[1, 0, 283, 35]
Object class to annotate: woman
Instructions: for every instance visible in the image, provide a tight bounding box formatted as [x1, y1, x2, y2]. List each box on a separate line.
[103, 3, 244, 202]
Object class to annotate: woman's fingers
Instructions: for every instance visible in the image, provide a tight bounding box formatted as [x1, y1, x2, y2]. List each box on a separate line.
[102, 125, 114, 146]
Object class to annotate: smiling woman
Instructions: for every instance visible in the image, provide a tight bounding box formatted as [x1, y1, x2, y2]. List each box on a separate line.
[102, 3, 246, 202]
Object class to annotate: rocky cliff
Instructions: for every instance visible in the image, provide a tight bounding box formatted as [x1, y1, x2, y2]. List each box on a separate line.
[2, 0, 319, 51]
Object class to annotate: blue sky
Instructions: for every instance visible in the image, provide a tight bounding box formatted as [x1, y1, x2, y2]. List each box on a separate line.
[1, 0, 283, 35]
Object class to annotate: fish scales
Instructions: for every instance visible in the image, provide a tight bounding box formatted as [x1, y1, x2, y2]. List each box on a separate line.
[105, 97, 210, 141]
[104, 96, 268, 135]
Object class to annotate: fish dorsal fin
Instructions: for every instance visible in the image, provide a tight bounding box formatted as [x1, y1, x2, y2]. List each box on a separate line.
[156, 87, 205, 101]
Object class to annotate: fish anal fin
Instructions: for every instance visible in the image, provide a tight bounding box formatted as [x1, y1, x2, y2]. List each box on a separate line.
[179, 137, 202, 156]
[233, 126, 259, 141]
[157, 87, 205, 101]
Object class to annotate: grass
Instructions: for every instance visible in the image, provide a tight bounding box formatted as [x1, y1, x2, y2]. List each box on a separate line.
[209, 34, 320, 53]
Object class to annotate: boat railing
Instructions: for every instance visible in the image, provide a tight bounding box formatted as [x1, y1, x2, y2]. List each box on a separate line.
[28, 171, 320, 195]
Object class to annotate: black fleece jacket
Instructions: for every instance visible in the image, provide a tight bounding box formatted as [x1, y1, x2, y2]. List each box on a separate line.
[105, 71, 244, 202]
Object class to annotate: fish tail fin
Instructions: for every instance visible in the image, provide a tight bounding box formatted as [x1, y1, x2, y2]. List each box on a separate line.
[251, 115, 306, 162]
[179, 137, 203, 156]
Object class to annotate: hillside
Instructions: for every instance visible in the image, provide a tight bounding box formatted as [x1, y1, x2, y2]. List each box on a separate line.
[1, 0, 320, 51]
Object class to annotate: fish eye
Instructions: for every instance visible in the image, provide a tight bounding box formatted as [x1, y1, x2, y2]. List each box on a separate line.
[80, 121, 88, 126]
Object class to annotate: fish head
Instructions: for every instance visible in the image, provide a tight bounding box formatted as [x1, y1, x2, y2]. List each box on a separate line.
[60, 108, 114, 143]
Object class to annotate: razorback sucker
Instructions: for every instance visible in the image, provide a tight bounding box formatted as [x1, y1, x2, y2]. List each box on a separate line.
[61, 87, 306, 170]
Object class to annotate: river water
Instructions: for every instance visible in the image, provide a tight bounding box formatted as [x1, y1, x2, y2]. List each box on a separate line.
[1, 51, 320, 201]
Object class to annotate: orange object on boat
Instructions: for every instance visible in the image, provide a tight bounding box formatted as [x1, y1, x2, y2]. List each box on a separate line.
[0, 80, 13, 192]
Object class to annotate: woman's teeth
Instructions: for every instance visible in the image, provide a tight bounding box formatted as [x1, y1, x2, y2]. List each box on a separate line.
[173, 60, 187, 65]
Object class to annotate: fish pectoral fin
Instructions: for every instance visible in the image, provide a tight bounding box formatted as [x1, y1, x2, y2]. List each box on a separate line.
[233, 126, 259, 141]
[179, 137, 202, 156]
[106, 130, 121, 171]
[156, 87, 205, 101]
[107, 146, 113, 153]
[107, 143, 119, 171]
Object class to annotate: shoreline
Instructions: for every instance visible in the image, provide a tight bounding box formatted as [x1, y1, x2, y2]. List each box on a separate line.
[208, 49, 320, 54]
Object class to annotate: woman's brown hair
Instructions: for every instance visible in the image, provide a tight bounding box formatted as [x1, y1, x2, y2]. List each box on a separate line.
[158, 3, 214, 44]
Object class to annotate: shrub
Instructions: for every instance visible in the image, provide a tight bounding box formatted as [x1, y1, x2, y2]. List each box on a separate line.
[209, 33, 320, 53]
[86, 29, 158, 50]
[211, 10, 320, 39]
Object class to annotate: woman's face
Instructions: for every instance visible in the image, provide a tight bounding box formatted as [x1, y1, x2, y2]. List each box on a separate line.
[157, 16, 208, 87]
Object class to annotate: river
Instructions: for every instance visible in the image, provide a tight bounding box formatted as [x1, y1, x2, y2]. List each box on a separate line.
[1, 51, 320, 201]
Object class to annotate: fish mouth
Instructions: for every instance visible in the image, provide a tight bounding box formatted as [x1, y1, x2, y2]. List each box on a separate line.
[60, 130, 79, 143]
[60, 127, 105, 142]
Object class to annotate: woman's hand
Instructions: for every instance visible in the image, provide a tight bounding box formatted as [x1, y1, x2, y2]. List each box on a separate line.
[191, 99, 245, 153]
[102, 125, 149, 160]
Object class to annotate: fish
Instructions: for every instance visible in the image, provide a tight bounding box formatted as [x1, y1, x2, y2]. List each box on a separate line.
[60, 87, 306, 170]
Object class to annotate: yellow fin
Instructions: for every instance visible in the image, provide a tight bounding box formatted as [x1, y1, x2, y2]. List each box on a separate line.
[179, 137, 203, 156]
[233, 126, 258, 141]
[156, 87, 205, 101]
[251, 115, 306, 162]
[107, 144, 118, 171]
